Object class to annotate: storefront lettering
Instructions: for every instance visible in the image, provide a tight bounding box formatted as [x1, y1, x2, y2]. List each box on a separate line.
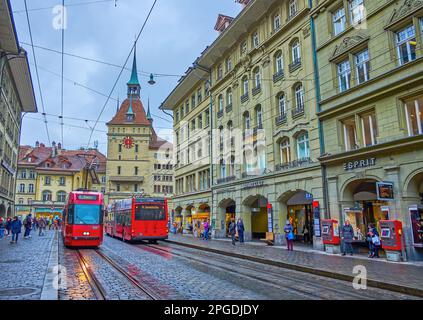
[344, 158, 376, 171]
[242, 181, 265, 190]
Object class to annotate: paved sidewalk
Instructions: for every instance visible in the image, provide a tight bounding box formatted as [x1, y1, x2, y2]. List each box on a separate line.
[167, 234, 423, 297]
[0, 229, 55, 300]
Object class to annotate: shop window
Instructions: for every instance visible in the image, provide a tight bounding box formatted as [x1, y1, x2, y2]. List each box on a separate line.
[342, 117, 358, 151]
[360, 112, 377, 147]
[396, 25, 416, 66]
[355, 49, 370, 84]
[333, 7, 346, 36]
[404, 96, 423, 136]
[338, 59, 351, 92]
[280, 138, 291, 164]
[296, 132, 310, 160]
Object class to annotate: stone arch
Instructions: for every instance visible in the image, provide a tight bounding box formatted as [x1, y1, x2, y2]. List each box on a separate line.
[217, 198, 236, 237]
[242, 194, 268, 240]
[340, 175, 383, 203]
[6, 206, 12, 218]
[403, 168, 423, 199]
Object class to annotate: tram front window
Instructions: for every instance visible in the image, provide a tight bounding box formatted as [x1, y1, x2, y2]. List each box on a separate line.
[70, 204, 101, 225]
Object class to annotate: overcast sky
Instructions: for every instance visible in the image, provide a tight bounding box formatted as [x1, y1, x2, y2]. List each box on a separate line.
[11, 0, 241, 154]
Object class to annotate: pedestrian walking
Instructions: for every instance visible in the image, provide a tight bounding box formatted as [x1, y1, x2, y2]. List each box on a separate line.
[38, 217, 46, 236]
[368, 229, 381, 258]
[341, 220, 354, 256]
[303, 223, 310, 243]
[10, 216, 22, 244]
[284, 220, 294, 251]
[203, 220, 209, 240]
[32, 217, 38, 232]
[0, 218, 5, 239]
[5, 218, 11, 236]
[23, 214, 33, 239]
[236, 218, 245, 244]
[229, 219, 236, 246]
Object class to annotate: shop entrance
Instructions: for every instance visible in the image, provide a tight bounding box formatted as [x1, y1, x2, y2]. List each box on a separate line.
[286, 191, 313, 245]
[184, 205, 194, 234]
[174, 206, 183, 233]
[192, 203, 210, 238]
[406, 171, 423, 248]
[244, 195, 268, 240]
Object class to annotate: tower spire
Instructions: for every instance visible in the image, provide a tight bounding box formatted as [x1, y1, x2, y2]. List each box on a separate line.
[147, 97, 153, 122]
[127, 43, 141, 98]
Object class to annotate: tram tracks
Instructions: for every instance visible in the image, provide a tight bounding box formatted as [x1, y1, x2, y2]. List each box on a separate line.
[77, 249, 161, 300]
[142, 243, 415, 300]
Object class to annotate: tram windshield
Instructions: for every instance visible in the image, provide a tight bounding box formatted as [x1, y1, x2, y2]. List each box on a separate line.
[68, 204, 101, 225]
[135, 204, 165, 221]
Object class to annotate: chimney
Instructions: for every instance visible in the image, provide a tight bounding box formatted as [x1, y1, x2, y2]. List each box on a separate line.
[214, 14, 234, 33]
[52, 141, 57, 157]
[57, 142, 62, 150]
[236, 0, 250, 7]
[35, 141, 39, 147]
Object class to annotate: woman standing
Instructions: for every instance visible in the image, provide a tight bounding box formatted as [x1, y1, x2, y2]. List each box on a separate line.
[284, 220, 294, 251]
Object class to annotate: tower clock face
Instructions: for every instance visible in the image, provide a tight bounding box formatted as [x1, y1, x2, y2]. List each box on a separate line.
[123, 136, 134, 149]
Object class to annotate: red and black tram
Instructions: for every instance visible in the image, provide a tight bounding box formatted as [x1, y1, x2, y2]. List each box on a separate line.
[105, 197, 168, 243]
[62, 191, 104, 247]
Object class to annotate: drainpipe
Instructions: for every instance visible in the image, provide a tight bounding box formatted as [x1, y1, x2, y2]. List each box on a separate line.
[309, 1, 330, 219]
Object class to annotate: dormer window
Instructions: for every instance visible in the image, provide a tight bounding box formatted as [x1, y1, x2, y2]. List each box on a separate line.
[127, 114, 134, 122]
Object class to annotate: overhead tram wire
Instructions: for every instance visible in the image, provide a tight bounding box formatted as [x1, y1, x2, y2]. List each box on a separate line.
[23, 0, 51, 147]
[13, 0, 118, 14]
[19, 42, 183, 78]
[61, 0, 65, 146]
[87, 0, 158, 148]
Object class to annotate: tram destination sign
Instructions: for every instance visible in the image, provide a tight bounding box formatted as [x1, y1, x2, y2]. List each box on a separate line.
[344, 158, 376, 171]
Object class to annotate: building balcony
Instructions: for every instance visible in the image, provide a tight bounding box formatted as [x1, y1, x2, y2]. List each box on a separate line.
[217, 175, 236, 184]
[0, 186, 8, 196]
[275, 113, 287, 125]
[292, 104, 305, 118]
[225, 104, 233, 113]
[289, 59, 301, 73]
[217, 110, 224, 118]
[109, 176, 145, 182]
[275, 157, 312, 172]
[240, 93, 249, 104]
[252, 84, 262, 96]
[273, 70, 284, 83]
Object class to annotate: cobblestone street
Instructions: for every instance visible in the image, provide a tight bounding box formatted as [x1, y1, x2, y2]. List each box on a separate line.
[1, 230, 421, 300]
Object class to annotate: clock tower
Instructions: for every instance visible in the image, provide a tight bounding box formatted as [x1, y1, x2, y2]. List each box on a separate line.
[105, 48, 173, 204]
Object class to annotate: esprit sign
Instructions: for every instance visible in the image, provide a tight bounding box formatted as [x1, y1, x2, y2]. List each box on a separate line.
[344, 158, 376, 171]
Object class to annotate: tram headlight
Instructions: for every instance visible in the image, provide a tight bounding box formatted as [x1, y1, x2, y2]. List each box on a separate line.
[83, 232, 90, 236]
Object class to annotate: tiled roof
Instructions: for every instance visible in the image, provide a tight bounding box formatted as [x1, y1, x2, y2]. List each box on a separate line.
[107, 98, 151, 126]
[18, 146, 107, 173]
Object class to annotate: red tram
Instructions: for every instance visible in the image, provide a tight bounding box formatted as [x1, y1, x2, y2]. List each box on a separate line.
[105, 197, 168, 243]
[62, 191, 104, 247]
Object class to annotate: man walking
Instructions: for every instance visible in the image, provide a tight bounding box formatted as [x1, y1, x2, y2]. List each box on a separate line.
[10, 217, 22, 244]
[229, 219, 236, 246]
[38, 217, 46, 236]
[5, 218, 11, 236]
[23, 214, 33, 239]
[203, 219, 210, 240]
[236, 218, 245, 244]
[341, 220, 354, 256]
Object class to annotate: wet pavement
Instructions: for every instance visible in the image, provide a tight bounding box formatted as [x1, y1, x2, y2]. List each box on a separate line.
[167, 234, 423, 296]
[0, 228, 55, 300]
[1, 230, 421, 300]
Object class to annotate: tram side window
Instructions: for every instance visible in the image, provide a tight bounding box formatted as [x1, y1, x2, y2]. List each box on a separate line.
[67, 205, 75, 224]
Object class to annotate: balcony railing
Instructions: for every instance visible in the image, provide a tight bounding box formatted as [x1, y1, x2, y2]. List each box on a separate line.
[217, 110, 224, 118]
[240, 93, 249, 103]
[252, 84, 262, 96]
[292, 104, 305, 117]
[275, 113, 287, 125]
[225, 104, 233, 113]
[217, 175, 236, 184]
[273, 70, 284, 82]
[275, 157, 312, 172]
[289, 59, 301, 73]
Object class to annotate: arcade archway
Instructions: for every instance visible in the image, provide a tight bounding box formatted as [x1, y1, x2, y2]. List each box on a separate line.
[174, 206, 183, 233]
[243, 195, 268, 240]
[6, 206, 11, 218]
[218, 199, 236, 238]
[0, 204, 5, 219]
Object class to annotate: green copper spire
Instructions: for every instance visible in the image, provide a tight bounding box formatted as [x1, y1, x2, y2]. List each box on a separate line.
[147, 97, 153, 121]
[127, 46, 140, 86]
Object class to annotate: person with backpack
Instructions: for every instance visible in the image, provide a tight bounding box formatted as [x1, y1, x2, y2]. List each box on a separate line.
[284, 220, 294, 251]
[236, 218, 245, 244]
[10, 217, 22, 244]
[23, 214, 33, 239]
[229, 219, 236, 246]
[369, 229, 381, 258]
